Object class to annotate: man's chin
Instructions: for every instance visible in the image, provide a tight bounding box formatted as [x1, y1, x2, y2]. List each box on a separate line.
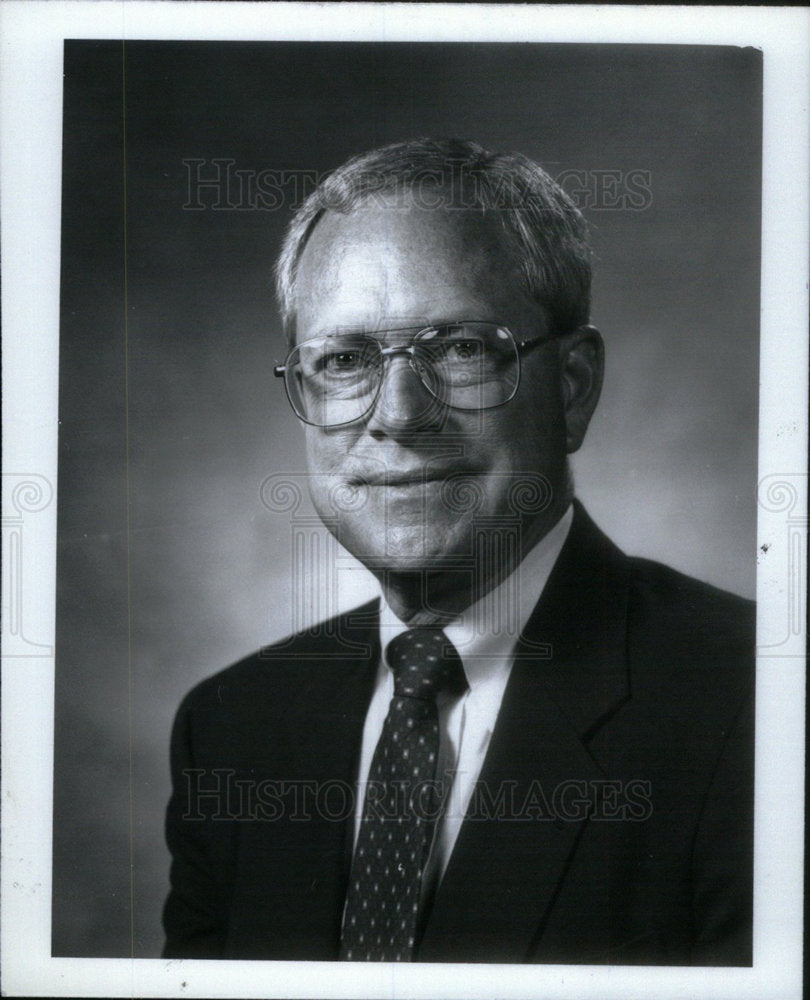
[353, 550, 463, 575]
[341, 536, 471, 577]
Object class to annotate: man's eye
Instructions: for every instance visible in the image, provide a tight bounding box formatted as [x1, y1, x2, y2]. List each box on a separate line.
[448, 340, 483, 361]
[429, 339, 485, 363]
[323, 350, 363, 373]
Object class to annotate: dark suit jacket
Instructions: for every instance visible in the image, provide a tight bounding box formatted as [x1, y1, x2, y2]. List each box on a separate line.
[163, 502, 754, 964]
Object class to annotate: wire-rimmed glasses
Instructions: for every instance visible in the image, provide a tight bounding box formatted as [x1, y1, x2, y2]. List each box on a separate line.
[274, 321, 546, 428]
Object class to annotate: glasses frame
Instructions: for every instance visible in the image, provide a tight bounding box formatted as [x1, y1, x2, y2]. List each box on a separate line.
[273, 322, 550, 428]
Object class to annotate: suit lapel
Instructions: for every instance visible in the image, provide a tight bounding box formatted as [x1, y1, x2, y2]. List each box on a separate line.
[419, 504, 632, 962]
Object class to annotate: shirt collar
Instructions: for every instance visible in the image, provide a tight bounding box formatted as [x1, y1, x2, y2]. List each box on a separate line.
[378, 504, 573, 691]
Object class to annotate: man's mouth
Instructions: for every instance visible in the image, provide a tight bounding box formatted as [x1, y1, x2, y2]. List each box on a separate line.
[347, 469, 470, 487]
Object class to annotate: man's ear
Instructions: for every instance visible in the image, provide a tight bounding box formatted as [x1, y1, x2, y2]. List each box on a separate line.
[558, 325, 604, 454]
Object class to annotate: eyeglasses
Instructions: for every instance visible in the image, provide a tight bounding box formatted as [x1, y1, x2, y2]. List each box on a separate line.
[274, 321, 548, 427]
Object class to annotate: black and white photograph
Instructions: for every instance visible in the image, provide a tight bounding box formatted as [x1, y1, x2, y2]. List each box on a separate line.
[1, 4, 807, 999]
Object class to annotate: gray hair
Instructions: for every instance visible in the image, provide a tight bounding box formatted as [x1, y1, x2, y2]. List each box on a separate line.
[275, 137, 592, 342]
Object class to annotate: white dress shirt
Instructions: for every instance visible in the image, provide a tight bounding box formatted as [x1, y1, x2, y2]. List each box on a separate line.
[352, 504, 573, 899]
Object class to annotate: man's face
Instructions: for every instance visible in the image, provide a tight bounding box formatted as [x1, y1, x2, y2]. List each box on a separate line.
[292, 200, 595, 583]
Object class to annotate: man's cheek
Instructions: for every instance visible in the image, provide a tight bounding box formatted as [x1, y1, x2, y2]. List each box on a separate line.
[304, 431, 342, 474]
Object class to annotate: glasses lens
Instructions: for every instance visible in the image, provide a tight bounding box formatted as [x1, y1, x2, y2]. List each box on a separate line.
[414, 323, 519, 410]
[284, 336, 382, 426]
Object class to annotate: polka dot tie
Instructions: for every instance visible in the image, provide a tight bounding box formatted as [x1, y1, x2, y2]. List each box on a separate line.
[340, 628, 467, 962]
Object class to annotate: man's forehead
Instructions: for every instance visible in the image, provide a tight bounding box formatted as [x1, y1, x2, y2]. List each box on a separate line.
[299, 201, 511, 266]
[292, 202, 526, 336]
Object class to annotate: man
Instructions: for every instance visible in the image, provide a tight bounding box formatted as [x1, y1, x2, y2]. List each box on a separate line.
[163, 138, 754, 964]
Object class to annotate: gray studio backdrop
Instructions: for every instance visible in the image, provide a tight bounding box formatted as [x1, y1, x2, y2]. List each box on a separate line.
[53, 41, 761, 956]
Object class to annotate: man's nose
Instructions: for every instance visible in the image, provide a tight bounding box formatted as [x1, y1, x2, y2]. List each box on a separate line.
[365, 354, 445, 435]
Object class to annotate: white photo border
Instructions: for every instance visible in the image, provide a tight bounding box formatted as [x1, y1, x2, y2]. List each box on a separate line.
[2, 3, 807, 998]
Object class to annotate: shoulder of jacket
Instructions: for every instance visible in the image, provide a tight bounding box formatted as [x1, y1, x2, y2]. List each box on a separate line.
[176, 598, 380, 715]
[624, 556, 755, 695]
[627, 556, 754, 622]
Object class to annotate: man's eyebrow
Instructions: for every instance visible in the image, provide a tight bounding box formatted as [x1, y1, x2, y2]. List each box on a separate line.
[309, 317, 507, 339]
[307, 322, 430, 339]
[299, 325, 375, 340]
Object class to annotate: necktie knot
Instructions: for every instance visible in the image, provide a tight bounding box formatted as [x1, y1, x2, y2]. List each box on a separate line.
[386, 628, 467, 700]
